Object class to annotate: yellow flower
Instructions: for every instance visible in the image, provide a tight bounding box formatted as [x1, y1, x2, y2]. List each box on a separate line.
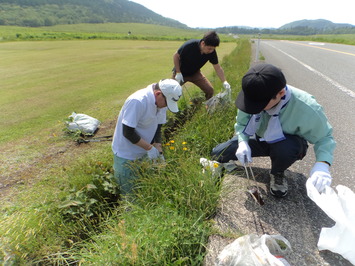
[182, 147, 188, 151]
[182, 141, 187, 145]
[170, 140, 175, 144]
[170, 146, 175, 150]
[213, 163, 219, 168]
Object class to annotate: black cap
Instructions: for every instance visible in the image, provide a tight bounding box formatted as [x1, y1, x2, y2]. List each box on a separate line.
[236, 64, 286, 114]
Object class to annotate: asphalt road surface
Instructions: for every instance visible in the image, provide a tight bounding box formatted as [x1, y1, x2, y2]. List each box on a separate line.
[255, 39, 355, 191]
[206, 40, 355, 266]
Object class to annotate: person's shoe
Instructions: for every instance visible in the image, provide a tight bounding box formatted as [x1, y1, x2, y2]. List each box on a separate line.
[270, 172, 288, 198]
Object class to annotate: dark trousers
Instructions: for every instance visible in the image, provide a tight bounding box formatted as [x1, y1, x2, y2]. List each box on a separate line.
[211, 134, 308, 175]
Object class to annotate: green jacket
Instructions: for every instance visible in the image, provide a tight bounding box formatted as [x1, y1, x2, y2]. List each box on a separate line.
[235, 86, 336, 164]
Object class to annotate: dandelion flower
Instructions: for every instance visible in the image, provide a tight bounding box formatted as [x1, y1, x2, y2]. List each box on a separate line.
[170, 140, 175, 144]
[170, 146, 175, 150]
[213, 162, 219, 168]
[182, 147, 188, 151]
[182, 141, 187, 145]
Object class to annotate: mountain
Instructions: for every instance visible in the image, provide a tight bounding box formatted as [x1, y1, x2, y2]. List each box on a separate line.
[0, 0, 188, 28]
[216, 19, 355, 35]
[279, 19, 354, 30]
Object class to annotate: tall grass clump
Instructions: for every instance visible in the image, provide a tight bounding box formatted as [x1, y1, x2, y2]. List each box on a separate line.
[0, 38, 251, 265]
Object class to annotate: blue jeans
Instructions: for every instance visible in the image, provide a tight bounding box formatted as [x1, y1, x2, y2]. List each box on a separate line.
[113, 154, 139, 196]
[211, 134, 308, 175]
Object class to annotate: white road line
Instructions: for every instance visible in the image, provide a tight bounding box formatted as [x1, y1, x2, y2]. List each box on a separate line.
[265, 42, 355, 98]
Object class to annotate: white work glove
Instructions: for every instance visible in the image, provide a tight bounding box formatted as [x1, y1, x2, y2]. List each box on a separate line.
[223, 81, 231, 90]
[175, 73, 184, 85]
[235, 141, 252, 165]
[147, 145, 160, 160]
[309, 162, 332, 193]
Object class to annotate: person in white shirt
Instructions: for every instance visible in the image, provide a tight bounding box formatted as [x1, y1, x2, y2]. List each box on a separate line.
[112, 79, 182, 197]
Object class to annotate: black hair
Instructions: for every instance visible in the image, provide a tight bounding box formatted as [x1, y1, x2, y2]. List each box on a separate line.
[202, 31, 220, 47]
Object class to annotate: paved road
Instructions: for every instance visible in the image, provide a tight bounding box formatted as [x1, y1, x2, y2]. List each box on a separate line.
[256, 39, 355, 190]
[205, 40, 355, 266]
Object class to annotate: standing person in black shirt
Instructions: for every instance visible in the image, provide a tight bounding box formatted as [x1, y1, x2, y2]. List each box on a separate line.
[172, 31, 231, 99]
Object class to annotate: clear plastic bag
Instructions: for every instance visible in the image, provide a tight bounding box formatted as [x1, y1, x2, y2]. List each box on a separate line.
[306, 180, 355, 264]
[216, 234, 292, 266]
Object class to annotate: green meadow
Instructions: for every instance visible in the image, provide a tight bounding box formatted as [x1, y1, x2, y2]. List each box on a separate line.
[0, 38, 236, 176]
[263, 33, 355, 45]
[1, 23, 248, 265]
[1, 22, 354, 264]
[0, 23, 220, 42]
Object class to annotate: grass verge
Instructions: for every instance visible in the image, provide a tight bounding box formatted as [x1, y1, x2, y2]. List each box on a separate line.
[0, 38, 251, 265]
[262, 33, 355, 45]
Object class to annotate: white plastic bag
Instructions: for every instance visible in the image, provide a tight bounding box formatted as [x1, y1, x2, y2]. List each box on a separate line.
[216, 234, 292, 266]
[200, 158, 238, 178]
[306, 179, 355, 264]
[205, 87, 231, 114]
[66, 112, 100, 135]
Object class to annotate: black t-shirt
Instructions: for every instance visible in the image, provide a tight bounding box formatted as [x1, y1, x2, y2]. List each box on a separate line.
[177, 39, 219, 76]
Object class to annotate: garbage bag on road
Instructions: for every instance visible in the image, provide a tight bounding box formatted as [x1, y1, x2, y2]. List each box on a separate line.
[306, 180, 355, 265]
[216, 234, 292, 266]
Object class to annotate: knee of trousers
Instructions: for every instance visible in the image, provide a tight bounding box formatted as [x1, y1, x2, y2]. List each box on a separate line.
[269, 137, 308, 163]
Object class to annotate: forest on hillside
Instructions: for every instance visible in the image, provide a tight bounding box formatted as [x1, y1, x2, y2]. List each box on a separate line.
[1, 0, 355, 35]
[0, 0, 187, 28]
[217, 25, 355, 35]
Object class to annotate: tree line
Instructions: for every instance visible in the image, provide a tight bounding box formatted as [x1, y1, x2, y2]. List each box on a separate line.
[216, 26, 355, 36]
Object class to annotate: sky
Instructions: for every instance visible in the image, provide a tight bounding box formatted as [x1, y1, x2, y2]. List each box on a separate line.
[130, 0, 355, 29]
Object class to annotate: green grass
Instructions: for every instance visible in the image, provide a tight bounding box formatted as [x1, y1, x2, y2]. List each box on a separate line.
[1, 30, 247, 264]
[0, 38, 236, 179]
[0, 23, 235, 42]
[0, 39, 174, 143]
[261, 33, 355, 45]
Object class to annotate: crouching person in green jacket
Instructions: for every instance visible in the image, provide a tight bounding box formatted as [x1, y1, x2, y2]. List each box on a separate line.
[211, 64, 335, 198]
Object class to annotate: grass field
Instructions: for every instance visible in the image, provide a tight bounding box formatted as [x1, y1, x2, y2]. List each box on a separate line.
[1, 40, 180, 143]
[0, 39, 236, 174]
[0, 23, 228, 42]
[1, 26, 244, 264]
[262, 33, 355, 45]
